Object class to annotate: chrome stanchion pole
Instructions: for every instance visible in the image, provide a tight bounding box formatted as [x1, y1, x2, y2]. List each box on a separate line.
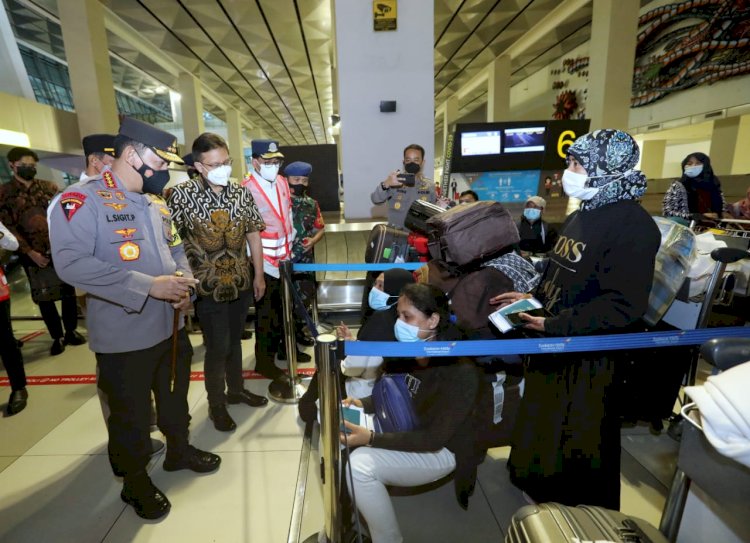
[301, 333, 341, 543]
[269, 260, 307, 403]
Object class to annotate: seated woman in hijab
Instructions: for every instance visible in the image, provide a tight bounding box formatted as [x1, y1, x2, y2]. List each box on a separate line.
[341, 283, 485, 543]
[297, 268, 414, 422]
[491, 129, 661, 510]
[663, 152, 726, 224]
[336, 268, 415, 397]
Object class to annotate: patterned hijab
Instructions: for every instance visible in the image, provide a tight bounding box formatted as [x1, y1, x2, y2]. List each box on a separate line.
[567, 129, 648, 212]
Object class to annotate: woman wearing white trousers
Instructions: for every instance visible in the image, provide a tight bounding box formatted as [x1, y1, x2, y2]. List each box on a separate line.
[341, 283, 486, 543]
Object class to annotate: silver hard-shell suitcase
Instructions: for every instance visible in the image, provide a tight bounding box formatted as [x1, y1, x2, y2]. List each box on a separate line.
[506, 503, 668, 543]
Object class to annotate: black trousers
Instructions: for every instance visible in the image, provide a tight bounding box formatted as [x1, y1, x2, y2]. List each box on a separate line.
[22, 260, 78, 339]
[196, 290, 252, 406]
[0, 299, 25, 391]
[253, 273, 283, 376]
[96, 330, 193, 477]
[38, 289, 78, 340]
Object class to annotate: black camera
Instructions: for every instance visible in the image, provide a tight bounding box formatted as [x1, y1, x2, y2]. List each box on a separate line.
[396, 172, 416, 187]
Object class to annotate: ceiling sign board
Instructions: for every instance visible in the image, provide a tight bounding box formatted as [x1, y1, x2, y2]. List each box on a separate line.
[373, 0, 397, 31]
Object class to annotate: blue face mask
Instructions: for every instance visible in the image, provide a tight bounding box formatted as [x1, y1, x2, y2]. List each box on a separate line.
[393, 318, 434, 342]
[368, 287, 394, 311]
[523, 208, 541, 222]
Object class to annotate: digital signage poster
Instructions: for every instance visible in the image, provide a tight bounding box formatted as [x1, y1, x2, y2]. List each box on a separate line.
[467, 170, 541, 203]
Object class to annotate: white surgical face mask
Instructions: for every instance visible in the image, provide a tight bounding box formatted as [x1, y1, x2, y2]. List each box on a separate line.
[394, 319, 425, 342]
[562, 170, 599, 200]
[368, 287, 394, 311]
[523, 208, 541, 222]
[259, 163, 280, 182]
[206, 164, 232, 186]
[684, 164, 703, 178]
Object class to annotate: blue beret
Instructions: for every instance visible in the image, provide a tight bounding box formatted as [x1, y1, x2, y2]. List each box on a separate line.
[284, 161, 312, 177]
[251, 139, 284, 159]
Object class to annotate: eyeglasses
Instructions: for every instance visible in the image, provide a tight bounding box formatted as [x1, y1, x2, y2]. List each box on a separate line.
[259, 159, 283, 167]
[200, 157, 234, 169]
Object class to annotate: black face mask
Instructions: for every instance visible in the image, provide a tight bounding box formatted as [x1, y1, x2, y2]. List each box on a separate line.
[403, 162, 421, 175]
[133, 152, 170, 195]
[17, 165, 37, 181]
[289, 184, 307, 197]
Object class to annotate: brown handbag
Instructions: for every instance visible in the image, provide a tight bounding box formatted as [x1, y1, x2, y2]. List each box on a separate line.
[26, 264, 65, 303]
[426, 201, 520, 268]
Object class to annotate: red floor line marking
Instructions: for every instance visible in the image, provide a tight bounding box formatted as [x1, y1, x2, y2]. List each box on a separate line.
[18, 330, 46, 342]
[0, 368, 316, 387]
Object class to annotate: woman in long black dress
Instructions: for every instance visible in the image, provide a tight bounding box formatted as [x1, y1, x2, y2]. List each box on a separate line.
[492, 129, 661, 509]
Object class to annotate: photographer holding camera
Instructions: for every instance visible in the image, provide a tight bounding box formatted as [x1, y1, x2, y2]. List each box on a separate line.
[371, 144, 439, 230]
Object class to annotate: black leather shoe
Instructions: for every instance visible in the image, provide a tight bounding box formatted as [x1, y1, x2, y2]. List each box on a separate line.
[296, 334, 315, 347]
[208, 404, 236, 432]
[7, 388, 28, 416]
[241, 329, 253, 340]
[163, 445, 221, 473]
[278, 350, 312, 363]
[63, 330, 86, 346]
[50, 338, 65, 356]
[150, 438, 165, 456]
[227, 389, 268, 407]
[121, 473, 171, 520]
[256, 365, 284, 380]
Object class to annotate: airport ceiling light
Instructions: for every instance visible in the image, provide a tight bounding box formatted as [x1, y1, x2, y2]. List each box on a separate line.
[0, 129, 30, 147]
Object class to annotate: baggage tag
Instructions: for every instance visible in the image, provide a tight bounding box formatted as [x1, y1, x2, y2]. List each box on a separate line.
[492, 372, 507, 424]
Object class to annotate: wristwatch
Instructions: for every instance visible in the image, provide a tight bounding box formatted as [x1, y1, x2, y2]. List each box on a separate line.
[380, 182, 387, 191]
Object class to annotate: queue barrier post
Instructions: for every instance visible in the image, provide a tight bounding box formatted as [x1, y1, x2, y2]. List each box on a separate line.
[268, 259, 307, 403]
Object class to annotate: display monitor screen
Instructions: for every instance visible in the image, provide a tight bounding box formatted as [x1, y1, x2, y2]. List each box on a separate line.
[504, 127, 546, 153]
[460, 130, 502, 156]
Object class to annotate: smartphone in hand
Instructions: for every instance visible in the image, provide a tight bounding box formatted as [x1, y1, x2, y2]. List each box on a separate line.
[340, 406, 361, 434]
[506, 308, 546, 327]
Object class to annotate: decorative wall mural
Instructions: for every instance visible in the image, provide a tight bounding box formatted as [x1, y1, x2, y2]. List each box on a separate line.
[549, 56, 589, 119]
[553, 90, 579, 120]
[632, 0, 750, 107]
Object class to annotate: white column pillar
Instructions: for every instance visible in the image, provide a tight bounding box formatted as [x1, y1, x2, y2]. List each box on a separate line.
[225, 108, 246, 179]
[710, 116, 750, 176]
[58, 0, 119, 136]
[640, 140, 667, 179]
[178, 72, 204, 147]
[586, 0, 639, 131]
[334, 0, 434, 220]
[487, 55, 510, 121]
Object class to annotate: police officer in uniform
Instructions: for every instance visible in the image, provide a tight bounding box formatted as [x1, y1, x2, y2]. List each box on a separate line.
[50, 117, 220, 520]
[370, 143, 437, 230]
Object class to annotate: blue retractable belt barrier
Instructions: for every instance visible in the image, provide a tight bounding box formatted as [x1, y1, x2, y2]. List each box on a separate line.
[293, 263, 424, 272]
[290, 263, 747, 357]
[344, 327, 750, 357]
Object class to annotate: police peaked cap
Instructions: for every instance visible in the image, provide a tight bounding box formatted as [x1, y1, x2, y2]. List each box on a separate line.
[251, 139, 284, 159]
[82, 134, 115, 158]
[284, 161, 312, 177]
[118, 116, 184, 164]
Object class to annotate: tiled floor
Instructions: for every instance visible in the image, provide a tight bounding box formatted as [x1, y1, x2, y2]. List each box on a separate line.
[0, 312, 680, 543]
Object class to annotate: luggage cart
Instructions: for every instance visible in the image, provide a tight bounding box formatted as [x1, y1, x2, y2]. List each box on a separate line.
[662, 247, 749, 439]
[659, 337, 750, 542]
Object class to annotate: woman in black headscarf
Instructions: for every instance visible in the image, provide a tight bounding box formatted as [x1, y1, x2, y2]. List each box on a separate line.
[663, 152, 726, 222]
[298, 268, 414, 422]
[491, 129, 661, 509]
